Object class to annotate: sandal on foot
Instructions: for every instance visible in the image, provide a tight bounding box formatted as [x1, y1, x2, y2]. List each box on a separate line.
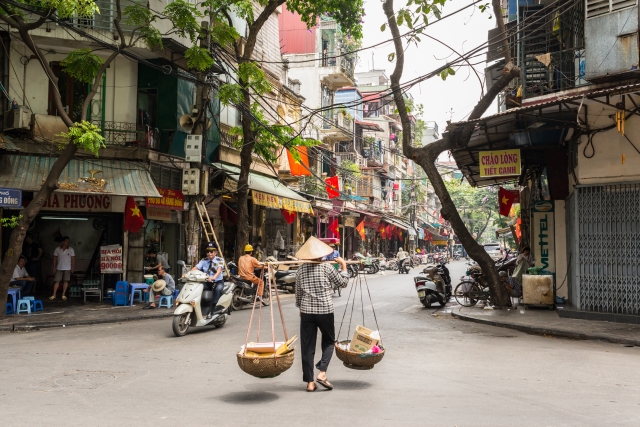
[62, 296, 67, 301]
[306, 384, 317, 392]
[49, 296, 56, 301]
[315, 379, 333, 390]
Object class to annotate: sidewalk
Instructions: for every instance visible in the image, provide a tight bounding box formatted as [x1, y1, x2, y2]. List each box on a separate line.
[451, 305, 640, 346]
[1, 300, 174, 332]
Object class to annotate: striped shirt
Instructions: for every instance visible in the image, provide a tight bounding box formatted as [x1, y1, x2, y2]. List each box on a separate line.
[295, 263, 348, 314]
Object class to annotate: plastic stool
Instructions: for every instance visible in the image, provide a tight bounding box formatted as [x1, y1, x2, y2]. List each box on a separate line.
[105, 291, 115, 302]
[16, 299, 32, 314]
[5, 302, 13, 315]
[31, 300, 44, 312]
[24, 296, 35, 300]
[158, 295, 173, 308]
[172, 289, 180, 300]
[133, 290, 143, 303]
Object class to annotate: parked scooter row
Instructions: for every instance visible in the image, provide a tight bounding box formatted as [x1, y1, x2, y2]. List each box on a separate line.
[413, 263, 452, 308]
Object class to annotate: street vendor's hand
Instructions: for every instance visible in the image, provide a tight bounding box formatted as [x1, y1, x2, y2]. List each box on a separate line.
[336, 257, 347, 271]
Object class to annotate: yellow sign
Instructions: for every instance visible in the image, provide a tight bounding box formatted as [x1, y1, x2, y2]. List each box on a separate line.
[251, 190, 313, 214]
[478, 149, 521, 178]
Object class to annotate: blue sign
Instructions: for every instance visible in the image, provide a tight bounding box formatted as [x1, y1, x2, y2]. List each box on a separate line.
[0, 188, 22, 208]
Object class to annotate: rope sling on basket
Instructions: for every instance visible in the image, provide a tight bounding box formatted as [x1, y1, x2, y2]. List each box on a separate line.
[237, 264, 297, 379]
[335, 270, 385, 370]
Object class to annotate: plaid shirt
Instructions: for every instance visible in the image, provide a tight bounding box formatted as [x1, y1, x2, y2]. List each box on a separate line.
[295, 263, 348, 314]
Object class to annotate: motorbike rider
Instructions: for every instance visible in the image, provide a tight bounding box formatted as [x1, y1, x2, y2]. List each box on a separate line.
[397, 247, 409, 271]
[239, 244, 265, 297]
[187, 242, 225, 319]
[322, 243, 341, 261]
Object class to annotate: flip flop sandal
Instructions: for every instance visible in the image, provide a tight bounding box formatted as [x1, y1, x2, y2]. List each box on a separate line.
[307, 384, 317, 392]
[62, 296, 67, 301]
[315, 379, 333, 390]
[49, 296, 56, 301]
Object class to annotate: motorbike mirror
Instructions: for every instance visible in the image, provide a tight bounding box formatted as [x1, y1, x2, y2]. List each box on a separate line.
[177, 260, 186, 266]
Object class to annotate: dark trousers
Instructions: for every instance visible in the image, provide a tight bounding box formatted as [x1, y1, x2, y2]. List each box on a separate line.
[300, 312, 335, 383]
[204, 281, 224, 315]
[11, 280, 33, 295]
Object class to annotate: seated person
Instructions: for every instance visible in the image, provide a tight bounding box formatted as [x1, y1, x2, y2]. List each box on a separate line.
[238, 244, 265, 296]
[143, 266, 175, 309]
[11, 256, 35, 295]
[499, 271, 522, 298]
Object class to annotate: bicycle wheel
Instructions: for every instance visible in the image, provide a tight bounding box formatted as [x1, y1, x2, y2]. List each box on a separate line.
[454, 281, 481, 307]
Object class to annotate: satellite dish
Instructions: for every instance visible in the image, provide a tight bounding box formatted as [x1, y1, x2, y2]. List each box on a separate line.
[179, 114, 194, 132]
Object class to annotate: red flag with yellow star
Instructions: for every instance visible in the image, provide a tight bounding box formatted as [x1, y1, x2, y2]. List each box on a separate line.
[356, 220, 366, 241]
[498, 187, 516, 217]
[378, 223, 386, 238]
[281, 209, 296, 224]
[329, 218, 340, 239]
[124, 196, 145, 233]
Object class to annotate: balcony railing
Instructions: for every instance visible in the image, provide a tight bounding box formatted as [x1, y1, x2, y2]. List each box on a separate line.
[55, 0, 138, 33]
[322, 112, 353, 132]
[92, 120, 158, 149]
[320, 50, 355, 80]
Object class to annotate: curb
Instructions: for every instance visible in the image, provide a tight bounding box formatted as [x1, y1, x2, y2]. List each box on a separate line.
[451, 309, 640, 347]
[3, 311, 175, 332]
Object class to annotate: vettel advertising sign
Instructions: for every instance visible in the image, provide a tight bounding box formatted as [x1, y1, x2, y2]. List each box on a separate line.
[478, 149, 521, 178]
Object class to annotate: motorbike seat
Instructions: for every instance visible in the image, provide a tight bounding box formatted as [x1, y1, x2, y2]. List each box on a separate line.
[275, 271, 292, 279]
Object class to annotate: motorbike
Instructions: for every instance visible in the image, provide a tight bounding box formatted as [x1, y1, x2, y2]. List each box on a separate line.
[226, 261, 271, 311]
[352, 253, 379, 274]
[172, 269, 235, 337]
[414, 263, 452, 307]
[398, 257, 411, 274]
[264, 256, 298, 294]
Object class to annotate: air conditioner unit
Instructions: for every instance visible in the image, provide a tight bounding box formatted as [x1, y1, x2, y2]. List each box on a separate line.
[184, 134, 202, 162]
[182, 168, 200, 195]
[4, 106, 32, 131]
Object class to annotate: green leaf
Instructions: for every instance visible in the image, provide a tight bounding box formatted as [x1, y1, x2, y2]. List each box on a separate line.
[388, 52, 395, 62]
[56, 121, 105, 156]
[60, 49, 104, 84]
[397, 14, 404, 26]
[447, 67, 456, 76]
[184, 46, 214, 71]
[380, 23, 386, 32]
[433, 6, 442, 19]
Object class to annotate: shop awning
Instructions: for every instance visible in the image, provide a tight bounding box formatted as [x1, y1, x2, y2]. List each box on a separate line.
[356, 120, 384, 132]
[407, 228, 417, 236]
[214, 163, 313, 214]
[345, 207, 380, 217]
[0, 155, 161, 197]
[382, 216, 411, 230]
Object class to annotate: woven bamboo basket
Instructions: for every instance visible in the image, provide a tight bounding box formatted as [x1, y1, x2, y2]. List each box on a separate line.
[334, 340, 385, 370]
[236, 350, 295, 378]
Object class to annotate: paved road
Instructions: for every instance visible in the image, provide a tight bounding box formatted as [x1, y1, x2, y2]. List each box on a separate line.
[1, 261, 639, 426]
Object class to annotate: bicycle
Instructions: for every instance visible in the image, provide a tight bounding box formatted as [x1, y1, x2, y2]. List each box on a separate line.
[453, 271, 492, 307]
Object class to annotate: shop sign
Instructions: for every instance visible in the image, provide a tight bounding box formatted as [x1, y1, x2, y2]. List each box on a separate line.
[0, 188, 22, 208]
[146, 188, 184, 211]
[531, 201, 555, 272]
[100, 245, 123, 273]
[478, 149, 521, 178]
[224, 178, 238, 192]
[343, 217, 356, 227]
[364, 216, 381, 228]
[42, 194, 113, 212]
[147, 206, 172, 221]
[251, 190, 313, 214]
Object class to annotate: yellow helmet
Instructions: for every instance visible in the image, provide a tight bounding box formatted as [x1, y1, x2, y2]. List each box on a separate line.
[244, 244, 254, 252]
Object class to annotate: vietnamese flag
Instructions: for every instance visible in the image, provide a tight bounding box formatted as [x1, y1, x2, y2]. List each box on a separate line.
[329, 218, 340, 239]
[286, 146, 312, 176]
[378, 223, 386, 239]
[385, 224, 391, 240]
[356, 220, 366, 241]
[498, 187, 516, 216]
[281, 209, 296, 224]
[124, 196, 145, 233]
[398, 230, 403, 241]
[325, 176, 340, 199]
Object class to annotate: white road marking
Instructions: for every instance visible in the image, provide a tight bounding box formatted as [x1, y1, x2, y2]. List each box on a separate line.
[400, 304, 424, 313]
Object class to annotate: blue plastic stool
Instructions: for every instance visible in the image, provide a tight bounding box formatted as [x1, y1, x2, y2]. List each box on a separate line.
[105, 291, 114, 302]
[16, 299, 31, 314]
[5, 302, 13, 315]
[133, 290, 143, 303]
[158, 295, 173, 308]
[32, 300, 44, 312]
[173, 289, 180, 299]
[24, 296, 35, 300]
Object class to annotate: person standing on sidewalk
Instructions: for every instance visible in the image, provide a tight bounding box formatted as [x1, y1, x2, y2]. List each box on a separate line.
[50, 236, 75, 301]
[295, 237, 349, 392]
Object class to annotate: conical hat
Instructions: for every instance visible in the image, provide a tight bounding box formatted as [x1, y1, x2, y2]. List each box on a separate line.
[295, 236, 333, 260]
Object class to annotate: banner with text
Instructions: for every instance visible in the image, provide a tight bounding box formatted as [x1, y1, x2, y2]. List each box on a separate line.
[531, 201, 555, 273]
[100, 245, 123, 273]
[146, 188, 184, 211]
[479, 149, 521, 178]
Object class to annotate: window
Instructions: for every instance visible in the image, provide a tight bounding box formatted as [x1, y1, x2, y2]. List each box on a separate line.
[150, 164, 183, 190]
[586, 0, 637, 18]
[48, 63, 89, 123]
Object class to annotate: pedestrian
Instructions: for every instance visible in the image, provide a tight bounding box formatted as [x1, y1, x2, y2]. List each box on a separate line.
[50, 236, 75, 300]
[238, 244, 265, 296]
[10, 256, 36, 295]
[295, 237, 349, 392]
[145, 249, 170, 274]
[187, 242, 225, 319]
[143, 265, 175, 309]
[23, 233, 42, 290]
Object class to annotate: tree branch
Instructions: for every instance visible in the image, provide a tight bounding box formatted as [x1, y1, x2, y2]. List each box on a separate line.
[242, 0, 285, 61]
[492, 0, 511, 64]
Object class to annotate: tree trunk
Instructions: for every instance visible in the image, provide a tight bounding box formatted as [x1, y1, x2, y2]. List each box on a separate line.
[476, 210, 493, 242]
[382, 0, 519, 306]
[235, 89, 255, 263]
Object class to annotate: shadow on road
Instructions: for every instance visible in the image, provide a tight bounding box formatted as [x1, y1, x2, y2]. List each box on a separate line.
[329, 379, 372, 390]
[218, 391, 280, 404]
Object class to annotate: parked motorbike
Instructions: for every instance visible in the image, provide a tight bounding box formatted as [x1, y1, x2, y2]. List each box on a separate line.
[414, 263, 452, 307]
[226, 261, 271, 311]
[172, 269, 235, 337]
